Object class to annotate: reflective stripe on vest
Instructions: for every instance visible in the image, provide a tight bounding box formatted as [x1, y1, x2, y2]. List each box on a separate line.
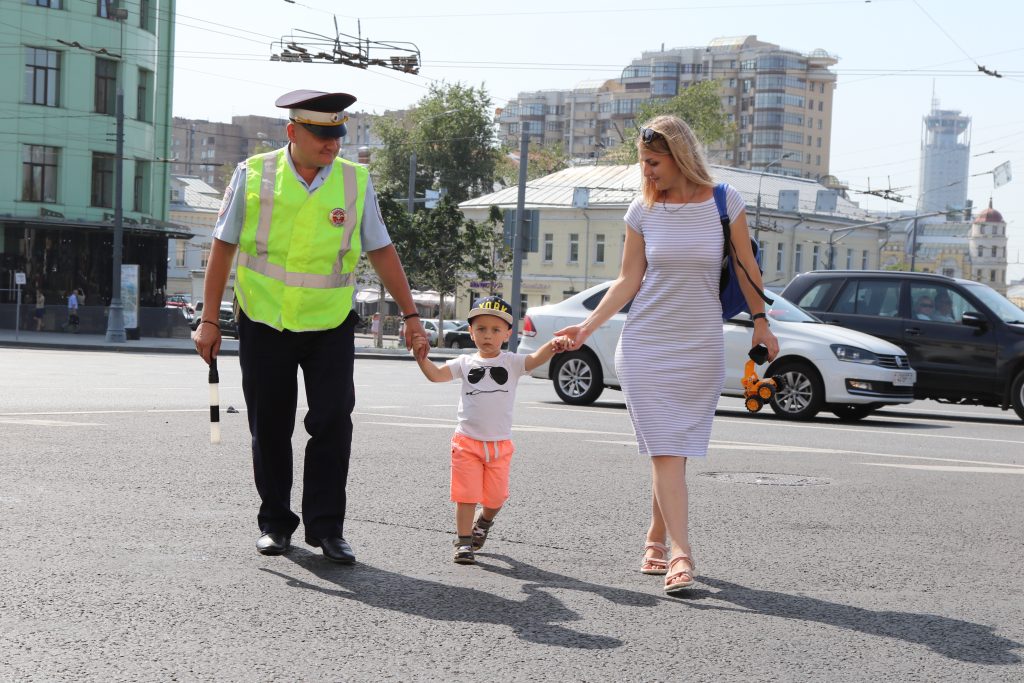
[235, 148, 366, 331]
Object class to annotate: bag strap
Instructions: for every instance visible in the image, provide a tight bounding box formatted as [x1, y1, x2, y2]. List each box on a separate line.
[714, 183, 773, 306]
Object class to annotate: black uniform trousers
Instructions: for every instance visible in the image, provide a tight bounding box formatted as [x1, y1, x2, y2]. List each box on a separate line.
[238, 310, 357, 540]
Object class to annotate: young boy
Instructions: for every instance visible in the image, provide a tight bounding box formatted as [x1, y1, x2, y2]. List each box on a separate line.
[411, 296, 567, 564]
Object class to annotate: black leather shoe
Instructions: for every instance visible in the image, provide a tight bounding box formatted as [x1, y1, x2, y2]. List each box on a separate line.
[306, 535, 355, 564]
[256, 532, 290, 556]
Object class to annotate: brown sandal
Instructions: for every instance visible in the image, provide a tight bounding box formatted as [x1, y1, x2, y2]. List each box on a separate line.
[641, 541, 669, 575]
[664, 554, 696, 594]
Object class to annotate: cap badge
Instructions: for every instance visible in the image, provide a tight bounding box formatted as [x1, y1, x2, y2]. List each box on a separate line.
[329, 208, 347, 227]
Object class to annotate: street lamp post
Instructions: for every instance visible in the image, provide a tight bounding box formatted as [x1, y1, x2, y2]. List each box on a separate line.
[753, 152, 794, 244]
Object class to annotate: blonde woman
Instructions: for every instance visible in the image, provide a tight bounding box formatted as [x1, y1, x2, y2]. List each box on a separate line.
[557, 116, 779, 594]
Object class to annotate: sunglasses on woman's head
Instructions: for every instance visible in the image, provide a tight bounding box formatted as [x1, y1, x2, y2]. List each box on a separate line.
[639, 127, 664, 144]
[468, 366, 508, 385]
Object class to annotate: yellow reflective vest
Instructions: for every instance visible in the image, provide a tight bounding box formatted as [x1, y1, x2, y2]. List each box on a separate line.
[234, 148, 366, 331]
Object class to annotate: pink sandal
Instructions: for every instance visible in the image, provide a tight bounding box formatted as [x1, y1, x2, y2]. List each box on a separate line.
[641, 542, 669, 575]
[663, 554, 696, 594]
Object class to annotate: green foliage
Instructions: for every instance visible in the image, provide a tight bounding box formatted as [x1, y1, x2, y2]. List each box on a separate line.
[370, 82, 497, 206]
[619, 81, 734, 163]
[495, 140, 571, 187]
[464, 206, 512, 294]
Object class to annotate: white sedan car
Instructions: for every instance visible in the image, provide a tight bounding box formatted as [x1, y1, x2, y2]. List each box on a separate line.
[518, 281, 917, 421]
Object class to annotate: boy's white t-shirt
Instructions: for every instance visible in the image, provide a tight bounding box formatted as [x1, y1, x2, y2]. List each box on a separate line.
[445, 351, 529, 441]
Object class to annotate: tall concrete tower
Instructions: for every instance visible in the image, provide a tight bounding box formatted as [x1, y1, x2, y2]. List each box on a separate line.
[917, 96, 971, 212]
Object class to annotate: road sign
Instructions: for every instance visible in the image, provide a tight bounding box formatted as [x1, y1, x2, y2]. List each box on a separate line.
[15, 272, 26, 286]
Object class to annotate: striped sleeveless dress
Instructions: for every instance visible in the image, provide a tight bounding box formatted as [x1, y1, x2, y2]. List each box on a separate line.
[615, 186, 746, 457]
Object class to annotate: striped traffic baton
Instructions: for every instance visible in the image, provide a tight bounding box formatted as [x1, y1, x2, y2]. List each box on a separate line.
[209, 356, 221, 444]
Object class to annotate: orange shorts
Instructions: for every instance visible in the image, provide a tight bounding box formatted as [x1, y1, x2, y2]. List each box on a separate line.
[450, 433, 514, 508]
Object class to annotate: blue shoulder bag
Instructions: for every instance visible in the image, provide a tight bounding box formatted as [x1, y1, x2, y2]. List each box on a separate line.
[714, 183, 773, 320]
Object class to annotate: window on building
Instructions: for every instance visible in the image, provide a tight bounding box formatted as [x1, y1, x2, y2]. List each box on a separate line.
[568, 233, 579, 263]
[794, 244, 803, 272]
[812, 245, 821, 270]
[846, 248, 853, 269]
[24, 47, 61, 106]
[21, 144, 59, 203]
[543, 233, 553, 262]
[808, 99, 814, 110]
[807, 135, 812, 146]
[807, 117, 813, 129]
[95, 58, 117, 114]
[201, 248, 210, 269]
[990, 269, 997, 282]
[133, 160, 150, 213]
[137, 68, 152, 122]
[139, 0, 155, 31]
[991, 246, 998, 258]
[977, 245, 984, 257]
[816, 155, 821, 166]
[861, 250, 869, 269]
[519, 294, 529, 320]
[541, 294, 551, 306]
[91, 152, 115, 207]
[818, 101, 824, 112]
[27, 0, 62, 7]
[595, 234, 605, 264]
[175, 241, 186, 268]
[776, 243, 784, 272]
[818, 119, 823, 130]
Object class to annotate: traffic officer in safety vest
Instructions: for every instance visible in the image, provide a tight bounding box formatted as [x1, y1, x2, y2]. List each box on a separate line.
[193, 89, 427, 563]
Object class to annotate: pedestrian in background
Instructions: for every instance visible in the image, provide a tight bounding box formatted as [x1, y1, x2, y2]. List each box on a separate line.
[556, 116, 779, 594]
[193, 88, 427, 564]
[370, 311, 381, 348]
[34, 290, 45, 331]
[63, 289, 79, 333]
[411, 296, 568, 564]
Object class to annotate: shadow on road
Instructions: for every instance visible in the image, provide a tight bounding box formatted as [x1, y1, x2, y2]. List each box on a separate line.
[681, 577, 1022, 665]
[262, 549, 662, 649]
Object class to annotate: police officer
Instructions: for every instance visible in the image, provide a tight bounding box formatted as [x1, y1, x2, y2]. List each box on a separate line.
[193, 89, 427, 563]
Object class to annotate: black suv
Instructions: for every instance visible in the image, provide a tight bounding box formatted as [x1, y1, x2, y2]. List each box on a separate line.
[782, 271, 1024, 421]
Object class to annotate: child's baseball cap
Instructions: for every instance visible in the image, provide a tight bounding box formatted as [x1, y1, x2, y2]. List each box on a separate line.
[467, 296, 514, 327]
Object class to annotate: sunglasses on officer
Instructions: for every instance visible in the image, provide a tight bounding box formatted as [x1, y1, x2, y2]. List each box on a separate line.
[468, 366, 508, 385]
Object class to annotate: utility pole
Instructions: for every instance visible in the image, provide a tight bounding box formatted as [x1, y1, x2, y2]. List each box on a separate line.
[407, 150, 416, 214]
[509, 133, 529, 352]
[105, 89, 126, 342]
[909, 216, 919, 272]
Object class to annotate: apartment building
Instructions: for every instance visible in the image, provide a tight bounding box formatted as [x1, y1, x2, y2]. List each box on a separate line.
[497, 35, 838, 180]
[170, 112, 379, 191]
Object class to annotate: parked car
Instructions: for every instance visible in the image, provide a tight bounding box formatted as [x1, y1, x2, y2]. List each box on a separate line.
[518, 281, 917, 420]
[443, 320, 510, 350]
[189, 300, 238, 339]
[781, 270, 1024, 421]
[420, 318, 465, 345]
[164, 294, 193, 313]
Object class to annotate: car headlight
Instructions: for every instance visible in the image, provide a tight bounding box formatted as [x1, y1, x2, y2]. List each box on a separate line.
[830, 344, 879, 364]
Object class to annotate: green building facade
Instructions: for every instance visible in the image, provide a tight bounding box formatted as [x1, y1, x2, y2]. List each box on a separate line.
[0, 0, 182, 314]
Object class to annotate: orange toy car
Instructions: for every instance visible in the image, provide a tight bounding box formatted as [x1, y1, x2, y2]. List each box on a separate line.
[742, 344, 783, 413]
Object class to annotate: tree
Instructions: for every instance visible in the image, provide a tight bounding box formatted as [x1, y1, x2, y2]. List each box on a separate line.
[370, 82, 497, 206]
[355, 191, 417, 346]
[464, 206, 512, 296]
[613, 81, 734, 164]
[495, 140, 571, 188]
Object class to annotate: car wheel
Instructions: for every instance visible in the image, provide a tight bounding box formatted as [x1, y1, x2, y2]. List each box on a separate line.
[1011, 370, 1024, 422]
[830, 404, 879, 421]
[768, 360, 824, 420]
[447, 338, 459, 348]
[552, 350, 604, 405]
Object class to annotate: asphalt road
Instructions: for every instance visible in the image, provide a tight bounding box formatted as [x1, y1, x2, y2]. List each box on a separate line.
[1, 349, 1022, 681]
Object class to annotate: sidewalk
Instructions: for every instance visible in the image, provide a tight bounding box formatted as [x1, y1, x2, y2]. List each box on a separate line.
[0, 328, 463, 360]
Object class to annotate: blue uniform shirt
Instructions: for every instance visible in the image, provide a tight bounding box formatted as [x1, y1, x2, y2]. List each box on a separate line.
[213, 145, 392, 252]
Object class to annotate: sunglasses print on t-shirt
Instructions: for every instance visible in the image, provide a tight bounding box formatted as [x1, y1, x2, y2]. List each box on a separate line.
[466, 365, 509, 395]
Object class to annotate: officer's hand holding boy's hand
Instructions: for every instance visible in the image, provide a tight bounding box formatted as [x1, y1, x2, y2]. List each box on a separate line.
[411, 334, 429, 359]
[551, 336, 570, 353]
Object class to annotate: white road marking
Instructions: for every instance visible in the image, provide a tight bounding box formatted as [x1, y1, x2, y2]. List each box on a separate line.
[587, 440, 637, 446]
[714, 415, 1024, 445]
[861, 463, 1024, 474]
[0, 419, 103, 426]
[711, 439, 1024, 469]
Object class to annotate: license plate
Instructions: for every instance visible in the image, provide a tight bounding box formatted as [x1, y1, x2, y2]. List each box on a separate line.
[893, 371, 915, 387]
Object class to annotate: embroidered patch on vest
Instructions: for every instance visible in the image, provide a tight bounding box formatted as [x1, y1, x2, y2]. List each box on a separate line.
[329, 208, 347, 227]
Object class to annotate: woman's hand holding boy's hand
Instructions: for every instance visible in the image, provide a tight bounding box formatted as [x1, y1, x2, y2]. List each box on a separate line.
[550, 336, 571, 353]
[553, 325, 590, 351]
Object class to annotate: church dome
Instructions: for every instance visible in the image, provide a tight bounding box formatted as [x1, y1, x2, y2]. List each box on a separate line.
[974, 199, 1004, 224]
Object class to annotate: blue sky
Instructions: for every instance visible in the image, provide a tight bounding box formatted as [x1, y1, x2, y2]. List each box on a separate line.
[173, 0, 1024, 282]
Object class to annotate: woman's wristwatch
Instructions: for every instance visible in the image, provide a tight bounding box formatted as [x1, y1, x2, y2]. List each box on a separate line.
[751, 312, 768, 323]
